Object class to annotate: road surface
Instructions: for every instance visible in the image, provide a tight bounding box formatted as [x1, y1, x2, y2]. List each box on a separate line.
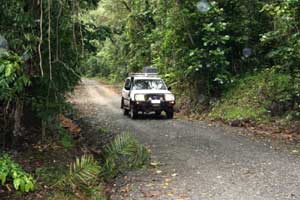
[71, 79, 300, 200]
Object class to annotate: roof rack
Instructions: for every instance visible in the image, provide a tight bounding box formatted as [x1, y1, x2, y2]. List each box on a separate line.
[130, 73, 159, 77]
[144, 66, 158, 74]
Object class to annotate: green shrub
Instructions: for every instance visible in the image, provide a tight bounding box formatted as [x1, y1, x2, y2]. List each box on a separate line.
[0, 51, 31, 102]
[209, 67, 293, 121]
[54, 123, 74, 150]
[103, 133, 150, 179]
[0, 154, 35, 193]
[59, 129, 74, 150]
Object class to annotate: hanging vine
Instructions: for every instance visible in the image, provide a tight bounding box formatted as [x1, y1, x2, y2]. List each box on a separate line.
[72, 0, 78, 54]
[38, 0, 44, 77]
[78, 0, 85, 56]
[48, 0, 53, 80]
[56, 0, 63, 60]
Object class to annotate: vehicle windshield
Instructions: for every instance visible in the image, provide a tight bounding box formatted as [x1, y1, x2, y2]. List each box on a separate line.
[133, 79, 167, 90]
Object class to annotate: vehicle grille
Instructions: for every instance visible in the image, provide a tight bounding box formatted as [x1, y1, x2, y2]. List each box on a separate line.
[145, 94, 164, 101]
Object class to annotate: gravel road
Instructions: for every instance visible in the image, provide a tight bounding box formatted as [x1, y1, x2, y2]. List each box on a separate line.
[71, 79, 300, 200]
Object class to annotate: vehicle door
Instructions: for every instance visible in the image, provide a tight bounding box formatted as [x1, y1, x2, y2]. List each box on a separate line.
[122, 78, 131, 107]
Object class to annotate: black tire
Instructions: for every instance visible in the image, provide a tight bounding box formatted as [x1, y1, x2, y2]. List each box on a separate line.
[155, 111, 162, 116]
[123, 109, 129, 116]
[166, 110, 174, 119]
[121, 98, 124, 109]
[130, 108, 138, 119]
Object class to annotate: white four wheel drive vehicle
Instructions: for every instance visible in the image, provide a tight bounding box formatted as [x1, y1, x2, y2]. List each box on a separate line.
[121, 69, 175, 119]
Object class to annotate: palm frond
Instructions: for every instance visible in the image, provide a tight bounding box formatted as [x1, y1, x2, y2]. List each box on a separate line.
[57, 154, 101, 190]
[103, 133, 150, 178]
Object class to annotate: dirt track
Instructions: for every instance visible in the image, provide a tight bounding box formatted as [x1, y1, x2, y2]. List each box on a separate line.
[71, 78, 300, 200]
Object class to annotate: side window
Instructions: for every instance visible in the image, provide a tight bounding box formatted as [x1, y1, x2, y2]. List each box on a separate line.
[124, 79, 131, 90]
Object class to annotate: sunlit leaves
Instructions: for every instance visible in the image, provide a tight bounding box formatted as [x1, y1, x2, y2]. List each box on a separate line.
[0, 52, 30, 102]
[0, 154, 35, 193]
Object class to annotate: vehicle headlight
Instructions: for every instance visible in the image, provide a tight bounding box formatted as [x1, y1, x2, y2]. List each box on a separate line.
[135, 94, 145, 101]
[165, 94, 175, 101]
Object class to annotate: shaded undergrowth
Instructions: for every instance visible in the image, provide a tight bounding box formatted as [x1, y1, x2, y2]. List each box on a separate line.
[0, 114, 150, 200]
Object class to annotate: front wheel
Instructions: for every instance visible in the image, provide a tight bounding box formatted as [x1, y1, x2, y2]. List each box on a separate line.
[123, 109, 129, 116]
[166, 110, 174, 119]
[155, 111, 162, 116]
[130, 108, 138, 119]
[121, 97, 124, 109]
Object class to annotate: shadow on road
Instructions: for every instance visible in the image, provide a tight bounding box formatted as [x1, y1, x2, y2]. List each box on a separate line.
[126, 113, 171, 120]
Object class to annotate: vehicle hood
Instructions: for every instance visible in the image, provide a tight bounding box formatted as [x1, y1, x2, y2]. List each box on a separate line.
[131, 90, 172, 95]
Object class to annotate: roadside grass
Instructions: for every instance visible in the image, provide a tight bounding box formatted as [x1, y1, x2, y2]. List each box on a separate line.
[98, 127, 111, 135]
[208, 67, 292, 123]
[35, 165, 67, 187]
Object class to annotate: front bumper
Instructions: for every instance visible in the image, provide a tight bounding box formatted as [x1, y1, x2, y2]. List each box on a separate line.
[131, 100, 175, 112]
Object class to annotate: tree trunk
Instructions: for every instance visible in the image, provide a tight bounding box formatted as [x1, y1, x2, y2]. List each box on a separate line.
[13, 98, 23, 137]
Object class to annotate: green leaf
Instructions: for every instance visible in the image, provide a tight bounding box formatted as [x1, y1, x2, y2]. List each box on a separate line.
[0, 173, 7, 185]
[13, 178, 21, 190]
[5, 64, 13, 77]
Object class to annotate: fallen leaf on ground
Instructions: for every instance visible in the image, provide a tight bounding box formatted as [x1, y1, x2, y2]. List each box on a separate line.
[60, 115, 81, 135]
[292, 150, 299, 154]
[143, 191, 160, 197]
[6, 184, 11, 192]
[150, 162, 160, 167]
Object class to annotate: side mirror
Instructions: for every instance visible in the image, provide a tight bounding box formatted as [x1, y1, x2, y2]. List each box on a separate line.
[125, 86, 131, 90]
[168, 86, 172, 91]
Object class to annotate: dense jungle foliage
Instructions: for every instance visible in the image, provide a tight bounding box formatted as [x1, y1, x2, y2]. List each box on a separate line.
[0, 0, 300, 198]
[1, 0, 299, 146]
[0, 0, 104, 147]
[0, 2, 149, 198]
[84, 0, 300, 122]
